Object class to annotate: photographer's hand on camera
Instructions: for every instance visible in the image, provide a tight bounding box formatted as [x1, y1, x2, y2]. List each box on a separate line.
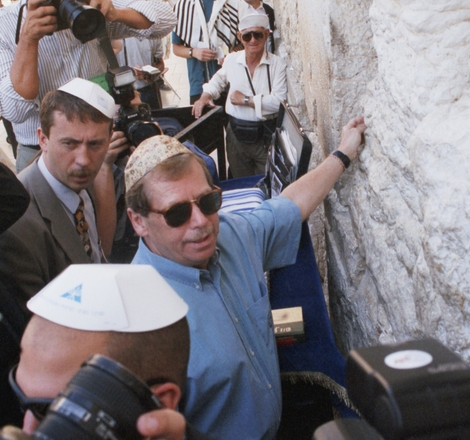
[92, 0, 152, 29]
[137, 409, 186, 440]
[10, 0, 57, 100]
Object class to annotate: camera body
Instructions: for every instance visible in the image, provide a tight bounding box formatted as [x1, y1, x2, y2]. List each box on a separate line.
[106, 66, 162, 148]
[40, 0, 106, 43]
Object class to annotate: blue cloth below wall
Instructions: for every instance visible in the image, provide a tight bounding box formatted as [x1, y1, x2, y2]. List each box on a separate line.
[270, 221, 358, 418]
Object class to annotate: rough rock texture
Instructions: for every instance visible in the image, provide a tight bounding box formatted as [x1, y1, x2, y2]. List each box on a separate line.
[273, 0, 470, 359]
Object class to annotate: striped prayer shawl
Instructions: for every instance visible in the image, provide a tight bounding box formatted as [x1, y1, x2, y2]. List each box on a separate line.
[173, 0, 239, 51]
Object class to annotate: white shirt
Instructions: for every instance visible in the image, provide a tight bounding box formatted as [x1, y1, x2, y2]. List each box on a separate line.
[203, 50, 287, 121]
[38, 155, 102, 263]
[0, 0, 176, 145]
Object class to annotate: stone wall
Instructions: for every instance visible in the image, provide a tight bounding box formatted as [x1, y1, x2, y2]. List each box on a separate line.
[273, 0, 470, 359]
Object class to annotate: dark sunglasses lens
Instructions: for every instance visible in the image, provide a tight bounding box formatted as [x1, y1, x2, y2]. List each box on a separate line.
[242, 31, 264, 42]
[198, 191, 222, 215]
[164, 202, 192, 227]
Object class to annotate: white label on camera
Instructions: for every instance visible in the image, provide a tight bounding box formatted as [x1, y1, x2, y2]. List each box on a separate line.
[384, 350, 433, 369]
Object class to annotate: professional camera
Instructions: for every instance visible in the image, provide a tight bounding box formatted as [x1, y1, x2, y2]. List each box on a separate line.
[106, 66, 162, 148]
[40, 0, 106, 43]
[3, 354, 162, 440]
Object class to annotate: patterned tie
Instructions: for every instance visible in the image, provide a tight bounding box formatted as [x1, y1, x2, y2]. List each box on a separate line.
[74, 197, 93, 261]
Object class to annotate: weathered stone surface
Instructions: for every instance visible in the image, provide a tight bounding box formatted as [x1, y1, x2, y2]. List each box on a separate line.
[273, 0, 470, 359]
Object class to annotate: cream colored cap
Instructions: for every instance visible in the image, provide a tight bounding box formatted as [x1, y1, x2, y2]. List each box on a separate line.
[58, 77, 115, 119]
[238, 13, 269, 31]
[27, 264, 188, 332]
[125, 135, 190, 190]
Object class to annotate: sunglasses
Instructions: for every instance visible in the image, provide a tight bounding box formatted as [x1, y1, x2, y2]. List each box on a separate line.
[9, 364, 53, 421]
[148, 187, 222, 228]
[241, 31, 265, 42]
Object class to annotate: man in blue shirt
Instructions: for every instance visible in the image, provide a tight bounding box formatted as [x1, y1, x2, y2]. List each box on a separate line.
[125, 118, 367, 439]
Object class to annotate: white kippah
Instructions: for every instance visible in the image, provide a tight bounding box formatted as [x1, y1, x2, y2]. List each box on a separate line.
[58, 77, 115, 119]
[238, 13, 269, 31]
[27, 264, 188, 332]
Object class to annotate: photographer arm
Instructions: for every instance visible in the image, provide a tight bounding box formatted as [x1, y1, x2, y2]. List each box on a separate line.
[281, 117, 367, 222]
[105, 0, 176, 39]
[92, 0, 152, 29]
[94, 131, 130, 257]
[10, 0, 57, 100]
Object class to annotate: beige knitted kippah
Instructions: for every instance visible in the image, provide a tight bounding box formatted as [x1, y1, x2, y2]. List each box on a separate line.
[125, 135, 190, 191]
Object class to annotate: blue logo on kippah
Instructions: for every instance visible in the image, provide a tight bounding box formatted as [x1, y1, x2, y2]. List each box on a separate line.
[61, 284, 82, 303]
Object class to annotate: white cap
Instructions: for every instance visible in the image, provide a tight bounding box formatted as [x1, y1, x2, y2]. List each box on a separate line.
[27, 265, 188, 332]
[58, 77, 115, 119]
[238, 13, 269, 31]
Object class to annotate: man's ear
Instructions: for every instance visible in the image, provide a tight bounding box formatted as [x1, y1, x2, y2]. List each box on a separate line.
[38, 128, 48, 153]
[127, 208, 148, 238]
[149, 382, 181, 410]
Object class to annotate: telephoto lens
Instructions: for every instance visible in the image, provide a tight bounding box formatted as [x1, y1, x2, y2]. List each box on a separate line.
[33, 355, 162, 440]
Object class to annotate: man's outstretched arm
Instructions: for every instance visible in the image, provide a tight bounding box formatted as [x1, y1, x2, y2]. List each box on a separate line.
[281, 117, 367, 221]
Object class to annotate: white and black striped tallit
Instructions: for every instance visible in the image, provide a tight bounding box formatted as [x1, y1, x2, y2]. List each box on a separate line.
[173, 0, 239, 51]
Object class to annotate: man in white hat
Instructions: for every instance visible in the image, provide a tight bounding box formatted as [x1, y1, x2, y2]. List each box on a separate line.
[0, 78, 127, 317]
[237, 0, 276, 53]
[192, 13, 287, 178]
[6, 264, 211, 440]
[124, 119, 367, 439]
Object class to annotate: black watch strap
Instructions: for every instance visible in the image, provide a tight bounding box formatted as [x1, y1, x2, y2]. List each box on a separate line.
[332, 150, 351, 169]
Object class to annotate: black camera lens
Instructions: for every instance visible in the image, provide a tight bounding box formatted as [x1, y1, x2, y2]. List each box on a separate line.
[33, 355, 161, 440]
[58, 1, 106, 43]
[127, 121, 163, 148]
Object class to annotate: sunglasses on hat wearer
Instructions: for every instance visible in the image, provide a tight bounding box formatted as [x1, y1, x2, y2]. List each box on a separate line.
[9, 364, 53, 421]
[148, 186, 222, 228]
[241, 31, 265, 42]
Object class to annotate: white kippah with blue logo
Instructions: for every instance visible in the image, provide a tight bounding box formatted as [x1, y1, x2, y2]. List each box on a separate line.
[27, 264, 188, 332]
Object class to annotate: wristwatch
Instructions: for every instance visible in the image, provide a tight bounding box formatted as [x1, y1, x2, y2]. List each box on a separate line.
[332, 150, 351, 169]
[188, 48, 193, 58]
[244, 96, 250, 106]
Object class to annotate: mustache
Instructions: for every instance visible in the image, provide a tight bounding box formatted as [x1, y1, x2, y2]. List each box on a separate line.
[68, 169, 94, 178]
[183, 227, 215, 243]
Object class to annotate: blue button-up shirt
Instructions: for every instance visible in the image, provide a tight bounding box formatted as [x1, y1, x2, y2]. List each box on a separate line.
[132, 196, 302, 440]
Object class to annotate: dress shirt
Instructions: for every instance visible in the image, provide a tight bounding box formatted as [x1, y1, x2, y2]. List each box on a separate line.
[0, 0, 176, 145]
[37, 156, 101, 263]
[132, 196, 302, 440]
[202, 49, 286, 120]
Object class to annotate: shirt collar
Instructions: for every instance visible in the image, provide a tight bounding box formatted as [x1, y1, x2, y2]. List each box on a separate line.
[236, 49, 271, 67]
[137, 238, 221, 285]
[38, 155, 84, 213]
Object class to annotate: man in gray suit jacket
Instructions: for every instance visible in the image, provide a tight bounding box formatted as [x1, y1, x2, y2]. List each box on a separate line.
[0, 78, 126, 316]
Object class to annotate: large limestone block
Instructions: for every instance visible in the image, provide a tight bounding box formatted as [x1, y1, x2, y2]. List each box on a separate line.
[354, 0, 470, 357]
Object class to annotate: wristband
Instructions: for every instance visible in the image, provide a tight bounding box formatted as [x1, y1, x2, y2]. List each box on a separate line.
[332, 150, 351, 169]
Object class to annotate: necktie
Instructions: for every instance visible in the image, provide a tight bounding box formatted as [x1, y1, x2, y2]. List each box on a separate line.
[74, 197, 93, 261]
